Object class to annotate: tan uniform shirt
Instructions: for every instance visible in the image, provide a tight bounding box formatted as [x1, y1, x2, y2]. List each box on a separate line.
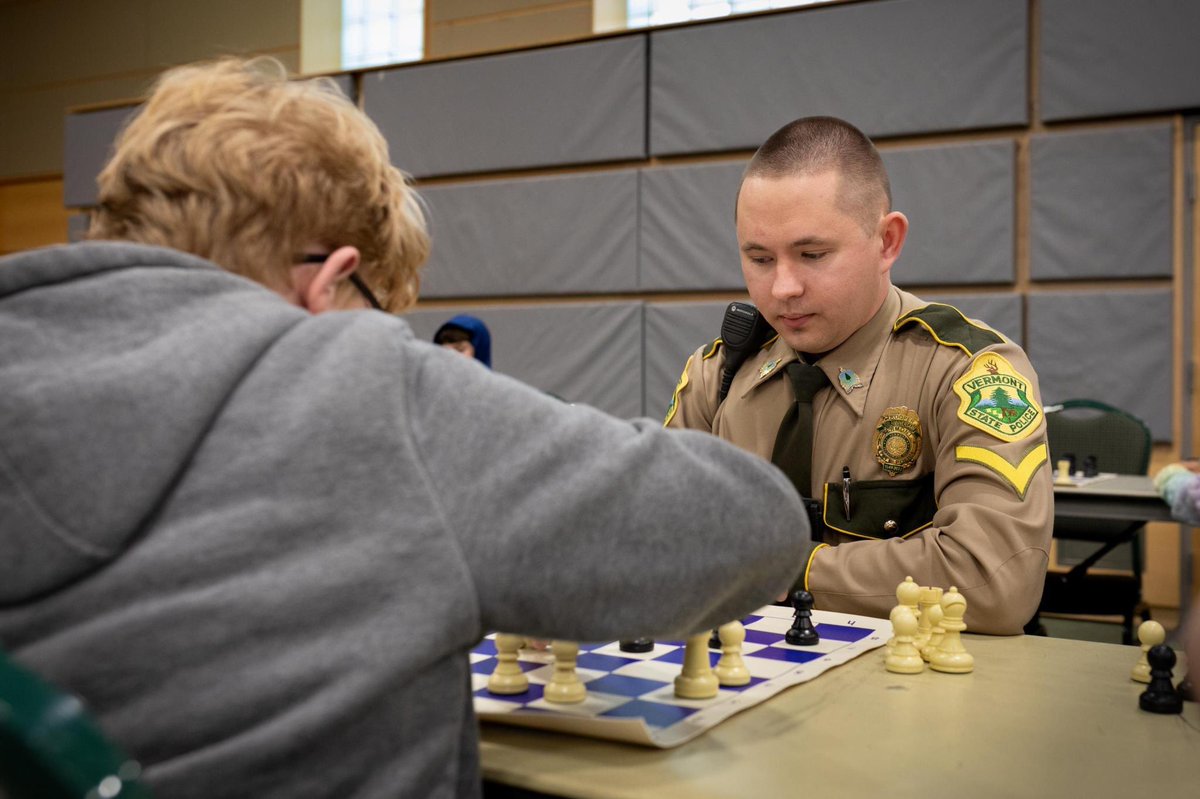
[665, 287, 1052, 634]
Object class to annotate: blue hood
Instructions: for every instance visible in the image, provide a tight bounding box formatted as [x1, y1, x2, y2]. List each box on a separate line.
[434, 315, 491, 368]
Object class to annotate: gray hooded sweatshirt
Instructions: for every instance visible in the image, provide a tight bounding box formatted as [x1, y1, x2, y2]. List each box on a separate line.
[0, 242, 810, 798]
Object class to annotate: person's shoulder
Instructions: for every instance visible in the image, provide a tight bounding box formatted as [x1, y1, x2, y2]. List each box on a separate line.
[891, 298, 1006, 359]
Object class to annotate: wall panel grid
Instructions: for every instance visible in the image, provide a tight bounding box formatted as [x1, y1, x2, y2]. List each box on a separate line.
[58, 0, 1189, 448]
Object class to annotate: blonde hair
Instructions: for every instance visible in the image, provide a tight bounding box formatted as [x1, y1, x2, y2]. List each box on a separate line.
[89, 57, 429, 313]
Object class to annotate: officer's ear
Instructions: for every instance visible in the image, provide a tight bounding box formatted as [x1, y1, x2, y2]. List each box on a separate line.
[879, 211, 908, 272]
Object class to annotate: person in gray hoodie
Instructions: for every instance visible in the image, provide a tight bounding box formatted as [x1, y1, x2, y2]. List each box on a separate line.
[0, 57, 810, 798]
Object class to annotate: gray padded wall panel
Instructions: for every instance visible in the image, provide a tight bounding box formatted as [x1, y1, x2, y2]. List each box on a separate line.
[419, 172, 638, 297]
[403, 303, 644, 418]
[640, 162, 746, 291]
[330, 73, 355, 101]
[67, 213, 89, 243]
[920, 293, 1023, 347]
[1030, 124, 1172, 281]
[63, 105, 138, 207]
[1041, 0, 1200, 121]
[884, 141, 1015, 285]
[649, 0, 1026, 155]
[645, 301, 731, 420]
[1027, 291, 1172, 441]
[363, 37, 645, 177]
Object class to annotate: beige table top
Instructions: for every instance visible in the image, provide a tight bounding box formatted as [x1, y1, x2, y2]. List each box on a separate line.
[479, 633, 1199, 798]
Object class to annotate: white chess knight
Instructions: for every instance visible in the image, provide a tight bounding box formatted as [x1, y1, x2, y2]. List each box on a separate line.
[544, 640, 587, 704]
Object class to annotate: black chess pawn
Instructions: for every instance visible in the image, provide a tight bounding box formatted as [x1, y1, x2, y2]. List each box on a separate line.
[1139, 644, 1184, 715]
[708, 628, 722, 650]
[619, 638, 653, 653]
[786, 589, 820, 646]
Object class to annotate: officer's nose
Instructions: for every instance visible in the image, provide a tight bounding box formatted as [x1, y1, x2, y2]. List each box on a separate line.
[771, 260, 805, 300]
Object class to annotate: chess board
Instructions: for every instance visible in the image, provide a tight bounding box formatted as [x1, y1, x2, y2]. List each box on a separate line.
[470, 604, 890, 748]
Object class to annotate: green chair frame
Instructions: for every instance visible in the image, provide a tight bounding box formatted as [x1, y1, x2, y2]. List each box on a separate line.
[0, 650, 152, 799]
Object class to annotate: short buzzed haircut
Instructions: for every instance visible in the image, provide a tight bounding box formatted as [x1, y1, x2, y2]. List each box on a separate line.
[742, 116, 892, 233]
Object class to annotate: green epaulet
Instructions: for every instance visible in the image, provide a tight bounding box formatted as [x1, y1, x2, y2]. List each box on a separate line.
[893, 304, 1003, 357]
[701, 337, 722, 360]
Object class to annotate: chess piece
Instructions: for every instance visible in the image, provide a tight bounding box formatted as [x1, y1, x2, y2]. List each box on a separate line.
[888, 577, 921, 649]
[619, 638, 654, 653]
[885, 606, 924, 674]
[786, 589, 820, 646]
[487, 633, 530, 695]
[1177, 677, 1195, 703]
[674, 632, 719, 699]
[1132, 620, 1166, 684]
[708, 628, 722, 650]
[1053, 458, 1074, 486]
[1082, 454, 1099, 478]
[1138, 644, 1184, 715]
[920, 601, 945, 662]
[930, 586, 973, 673]
[713, 621, 751, 686]
[543, 640, 586, 704]
[915, 586, 942, 651]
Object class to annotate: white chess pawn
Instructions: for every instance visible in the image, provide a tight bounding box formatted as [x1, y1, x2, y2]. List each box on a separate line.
[675, 631, 719, 699]
[885, 606, 924, 674]
[713, 621, 751, 687]
[915, 586, 942, 651]
[930, 586, 974, 674]
[1054, 458, 1074, 486]
[543, 640, 586, 704]
[1132, 620, 1166, 684]
[888, 576, 921, 650]
[487, 633, 529, 695]
[920, 601, 945, 663]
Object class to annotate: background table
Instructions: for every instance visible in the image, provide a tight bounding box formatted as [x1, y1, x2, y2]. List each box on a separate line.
[480, 633, 1198, 798]
[1053, 474, 1193, 616]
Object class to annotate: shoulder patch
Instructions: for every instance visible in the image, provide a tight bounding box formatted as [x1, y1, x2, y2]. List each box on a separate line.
[894, 304, 1003, 356]
[702, 337, 722, 360]
[952, 353, 1042, 442]
[956, 442, 1048, 499]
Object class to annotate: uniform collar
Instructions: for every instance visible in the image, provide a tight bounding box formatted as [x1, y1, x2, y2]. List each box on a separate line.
[743, 286, 902, 419]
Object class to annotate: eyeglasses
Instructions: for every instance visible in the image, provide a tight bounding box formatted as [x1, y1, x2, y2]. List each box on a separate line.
[297, 253, 384, 311]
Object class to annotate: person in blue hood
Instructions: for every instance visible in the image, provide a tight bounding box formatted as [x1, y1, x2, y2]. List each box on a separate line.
[434, 314, 492, 367]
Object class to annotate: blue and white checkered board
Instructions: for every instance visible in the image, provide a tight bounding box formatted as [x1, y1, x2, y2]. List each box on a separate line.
[470, 604, 889, 747]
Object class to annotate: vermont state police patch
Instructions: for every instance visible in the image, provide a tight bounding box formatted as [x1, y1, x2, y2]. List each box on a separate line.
[952, 353, 1041, 441]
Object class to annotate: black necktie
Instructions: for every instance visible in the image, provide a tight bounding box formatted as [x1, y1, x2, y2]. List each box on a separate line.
[771, 361, 829, 499]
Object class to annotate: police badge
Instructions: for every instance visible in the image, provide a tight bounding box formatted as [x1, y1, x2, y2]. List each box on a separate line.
[874, 406, 922, 476]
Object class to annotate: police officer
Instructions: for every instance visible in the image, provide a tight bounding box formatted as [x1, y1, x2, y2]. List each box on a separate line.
[665, 117, 1052, 635]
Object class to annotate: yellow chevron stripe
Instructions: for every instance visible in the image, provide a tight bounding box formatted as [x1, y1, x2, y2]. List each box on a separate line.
[955, 442, 1048, 499]
[663, 355, 692, 426]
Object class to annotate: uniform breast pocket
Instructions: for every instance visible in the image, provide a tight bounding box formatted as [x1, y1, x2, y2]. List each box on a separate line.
[821, 473, 936, 540]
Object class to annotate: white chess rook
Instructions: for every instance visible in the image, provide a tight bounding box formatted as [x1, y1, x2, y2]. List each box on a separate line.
[544, 640, 587, 704]
[920, 601, 945, 663]
[675, 631, 719, 699]
[487, 633, 529, 695]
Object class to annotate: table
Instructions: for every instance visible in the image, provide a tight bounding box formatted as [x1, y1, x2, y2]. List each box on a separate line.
[479, 633, 1198, 798]
[1053, 474, 1193, 616]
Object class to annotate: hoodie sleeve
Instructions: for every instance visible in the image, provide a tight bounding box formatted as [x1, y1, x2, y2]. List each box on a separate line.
[402, 340, 810, 643]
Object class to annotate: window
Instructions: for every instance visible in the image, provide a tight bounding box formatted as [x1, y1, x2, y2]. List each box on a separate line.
[342, 0, 424, 69]
[625, 0, 834, 29]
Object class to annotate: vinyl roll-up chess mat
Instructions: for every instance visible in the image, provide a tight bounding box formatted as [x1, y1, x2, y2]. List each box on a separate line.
[470, 605, 890, 748]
